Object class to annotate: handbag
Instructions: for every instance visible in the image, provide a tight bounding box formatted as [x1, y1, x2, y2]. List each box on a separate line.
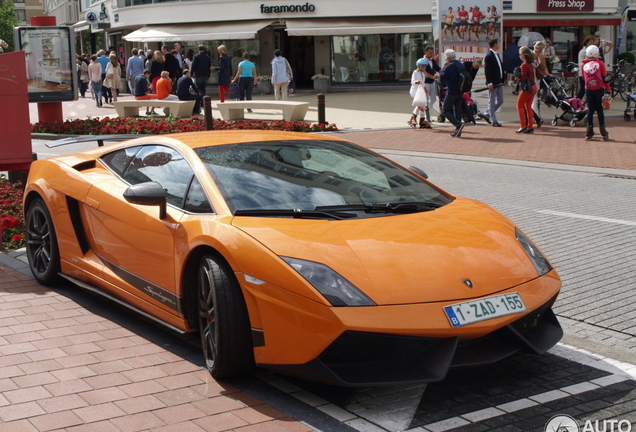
[520, 78, 534, 94]
[412, 85, 427, 107]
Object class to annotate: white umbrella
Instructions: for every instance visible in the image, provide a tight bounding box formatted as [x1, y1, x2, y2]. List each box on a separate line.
[517, 32, 546, 48]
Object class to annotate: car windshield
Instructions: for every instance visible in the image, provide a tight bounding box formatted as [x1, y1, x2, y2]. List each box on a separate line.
[195, 140, 453, 217]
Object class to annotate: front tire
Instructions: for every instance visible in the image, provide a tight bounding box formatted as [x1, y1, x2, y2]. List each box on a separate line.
[25, 198, 62, 286]
[197, 254, 254, 379]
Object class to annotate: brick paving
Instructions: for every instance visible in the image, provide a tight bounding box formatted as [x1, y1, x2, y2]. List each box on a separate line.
[0, 261, 313, 432]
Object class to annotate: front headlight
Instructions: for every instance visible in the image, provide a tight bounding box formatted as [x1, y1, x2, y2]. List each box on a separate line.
[515, 228, 553, 276]
[281, 257, 376, 307]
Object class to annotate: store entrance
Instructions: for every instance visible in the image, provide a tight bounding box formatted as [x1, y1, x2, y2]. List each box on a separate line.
[274, 30, 315, 89]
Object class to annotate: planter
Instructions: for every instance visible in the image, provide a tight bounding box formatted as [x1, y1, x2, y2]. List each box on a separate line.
[257, 80, 273, 95]
[313, 78, 329, 94]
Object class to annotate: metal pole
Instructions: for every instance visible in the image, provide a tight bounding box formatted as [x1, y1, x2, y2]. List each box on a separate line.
[318, 93, 326, 125]
[204, 96, 214, 130]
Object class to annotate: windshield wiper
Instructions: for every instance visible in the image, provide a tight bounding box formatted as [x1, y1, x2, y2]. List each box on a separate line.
[233, 208, 357, 220]
[316, 201, 443, 213]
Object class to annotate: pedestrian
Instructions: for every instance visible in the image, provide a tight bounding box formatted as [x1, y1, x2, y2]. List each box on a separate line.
[577, 35, 597, 100]
[270, 49, 293, 101]
[161, 45, 180, 87]
[461, 58, 481, 124]
[174, 43, 183, 69]
[133, 69, 158, 115]
[87, 55, 103, 107]
[191, 44, 212, 95]
[516, 46, 536, 134]
[144, 51, 154, 72]
[126, 48, 144, 94]
[532, 40, 549, 128]
[177, 69, 203, 115]
[184, 49, 194, 70]
[543, 38, 557, 73]
[482, 38, 504, 127]
[581, 45, 610, 141]
[97, 49, 112, 105]
[103, 52, 122, 103]
[232, 52, 258, 109]
[595, 31, 614, 58]
[408, 58, 431, 129]
[76, 56, 89, 98]
[439, 49, 466, 137]
[215, 45, 232, 102]
[423, 45, 441, 123]
[150, 50, 165, 93]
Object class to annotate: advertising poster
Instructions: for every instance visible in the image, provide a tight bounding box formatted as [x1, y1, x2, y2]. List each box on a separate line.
[438, 0, 503, 111]
[14, 26, 77, 103]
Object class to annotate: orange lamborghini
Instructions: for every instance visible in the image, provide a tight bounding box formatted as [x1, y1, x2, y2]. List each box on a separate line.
[24, 131, 562, 386]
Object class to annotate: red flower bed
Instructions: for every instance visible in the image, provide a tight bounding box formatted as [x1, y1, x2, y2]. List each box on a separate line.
[0, 176, 25, 251]
[31, 116, 338, 135]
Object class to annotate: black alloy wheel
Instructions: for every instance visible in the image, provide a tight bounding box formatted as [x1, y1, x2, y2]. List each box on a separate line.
[25, 198, 62, 286]
[197, 254, 254, 378]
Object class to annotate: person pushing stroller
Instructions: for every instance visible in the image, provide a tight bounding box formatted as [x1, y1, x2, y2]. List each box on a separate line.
[409, 58, 432, 129]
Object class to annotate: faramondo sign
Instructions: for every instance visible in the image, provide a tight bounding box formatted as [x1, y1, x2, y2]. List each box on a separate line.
[260, 2, 316, 13]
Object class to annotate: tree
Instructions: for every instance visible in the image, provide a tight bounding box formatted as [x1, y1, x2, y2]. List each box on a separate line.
[0, 0, 18, 52]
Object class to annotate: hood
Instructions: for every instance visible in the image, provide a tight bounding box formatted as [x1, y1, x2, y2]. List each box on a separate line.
[272, 56, 286, 64]
[232, 198, 541, 306]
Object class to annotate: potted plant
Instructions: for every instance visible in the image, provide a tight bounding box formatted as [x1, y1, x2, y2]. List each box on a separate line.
[311, 74, 329, 93]
[256, 75, 273, 94]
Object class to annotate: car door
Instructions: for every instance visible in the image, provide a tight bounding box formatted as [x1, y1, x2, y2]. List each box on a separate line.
[84, 144, 194, 314]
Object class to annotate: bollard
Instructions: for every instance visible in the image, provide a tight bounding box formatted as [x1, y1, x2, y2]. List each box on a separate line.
[318, 93, 326, 125]
[204, 96, 214, 130]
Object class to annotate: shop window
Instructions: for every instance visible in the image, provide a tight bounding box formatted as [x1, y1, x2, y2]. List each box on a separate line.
[552, 27, 578, 71]
[330, 33, 432, 83]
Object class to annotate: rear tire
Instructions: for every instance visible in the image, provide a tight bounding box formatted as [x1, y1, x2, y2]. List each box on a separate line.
[197, 254, 254, 379]
[25, 198, 62, 286]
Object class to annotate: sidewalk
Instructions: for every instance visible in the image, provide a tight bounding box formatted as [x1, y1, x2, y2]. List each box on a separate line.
[29, 87, 636, 171]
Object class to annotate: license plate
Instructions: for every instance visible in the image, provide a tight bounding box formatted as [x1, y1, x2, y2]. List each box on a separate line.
[444, 292, 527, 327]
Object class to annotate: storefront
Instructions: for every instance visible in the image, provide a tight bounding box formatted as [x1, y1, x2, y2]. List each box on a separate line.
[76, 0, 621, 91]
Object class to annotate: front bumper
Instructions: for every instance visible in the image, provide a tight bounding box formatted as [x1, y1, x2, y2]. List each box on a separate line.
[260, 299, 562, 387]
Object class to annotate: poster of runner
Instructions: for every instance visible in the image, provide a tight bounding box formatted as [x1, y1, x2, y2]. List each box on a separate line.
[434, 1, 503, 111]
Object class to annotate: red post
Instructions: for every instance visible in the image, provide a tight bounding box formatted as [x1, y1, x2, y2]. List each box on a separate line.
[31, 16, 64, 124]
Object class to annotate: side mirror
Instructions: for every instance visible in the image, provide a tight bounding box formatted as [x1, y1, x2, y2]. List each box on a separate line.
[409, 166, 429, 179]
[124, 181, 168, 219]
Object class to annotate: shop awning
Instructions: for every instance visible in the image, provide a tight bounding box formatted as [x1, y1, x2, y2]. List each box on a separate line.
[73, 20, 89, 32]
[123, 20, 274, 42]
[504, 14, 621, 27]
[285, 17, 431, 36]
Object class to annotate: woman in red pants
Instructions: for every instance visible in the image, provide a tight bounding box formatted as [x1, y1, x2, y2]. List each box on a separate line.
[516, 46, 536, 134]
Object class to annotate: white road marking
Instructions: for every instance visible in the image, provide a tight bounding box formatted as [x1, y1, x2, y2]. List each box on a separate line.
[538, 210, 636, 227]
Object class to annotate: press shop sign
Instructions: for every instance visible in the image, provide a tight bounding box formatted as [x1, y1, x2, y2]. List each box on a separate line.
[537, 0, 594, 12]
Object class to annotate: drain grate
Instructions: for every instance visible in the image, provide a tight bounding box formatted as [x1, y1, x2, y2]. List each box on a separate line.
[602, 174, 636, 180]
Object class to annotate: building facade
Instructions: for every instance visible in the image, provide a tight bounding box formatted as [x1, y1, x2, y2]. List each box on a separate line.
[72, 0, 621, 91]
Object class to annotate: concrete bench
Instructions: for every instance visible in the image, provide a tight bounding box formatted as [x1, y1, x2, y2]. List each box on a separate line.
[217, 101, 310, 121]
[113, 100, 196, 118]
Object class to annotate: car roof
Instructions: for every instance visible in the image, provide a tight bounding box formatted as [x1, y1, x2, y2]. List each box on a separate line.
[76, 131, 350, 159]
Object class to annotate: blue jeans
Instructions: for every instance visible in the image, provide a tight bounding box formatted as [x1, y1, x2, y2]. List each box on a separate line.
[238, 77, 254, 101]
[195, 77, 208, 96]
[91, 81, 102, 103]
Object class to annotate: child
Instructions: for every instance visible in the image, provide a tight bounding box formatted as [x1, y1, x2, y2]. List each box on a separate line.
[563, 97, 585, 112]
[409, 58, 432, 128]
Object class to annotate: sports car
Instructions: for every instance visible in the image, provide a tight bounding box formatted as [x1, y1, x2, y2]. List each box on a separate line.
[24, 130, 562, 386]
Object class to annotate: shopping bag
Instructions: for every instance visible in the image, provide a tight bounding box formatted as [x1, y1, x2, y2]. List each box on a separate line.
[229, 83, 240, 100]
[412, 86, 427, 107]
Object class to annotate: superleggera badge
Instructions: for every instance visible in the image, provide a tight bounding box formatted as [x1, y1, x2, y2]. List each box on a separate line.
[462, 279, 474, 288]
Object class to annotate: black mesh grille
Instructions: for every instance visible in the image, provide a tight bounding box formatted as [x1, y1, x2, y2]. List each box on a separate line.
[319, 331, 440, 366]
[511, 300, 551, 334]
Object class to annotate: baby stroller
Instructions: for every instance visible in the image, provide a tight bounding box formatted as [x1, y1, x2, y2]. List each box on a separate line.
[543, 78, 587, 127]
[462, 93, 483, 124]
[624, 92, 636, 121]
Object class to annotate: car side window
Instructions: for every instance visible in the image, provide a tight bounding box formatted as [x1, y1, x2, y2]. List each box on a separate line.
[184, 177, 213, 213]
[100, 147, 142, 176]
[122, 145, 194, 208]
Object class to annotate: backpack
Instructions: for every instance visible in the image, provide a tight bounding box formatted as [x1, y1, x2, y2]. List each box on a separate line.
[583, 60, 604, 91]
[451, 62, 473, 93]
